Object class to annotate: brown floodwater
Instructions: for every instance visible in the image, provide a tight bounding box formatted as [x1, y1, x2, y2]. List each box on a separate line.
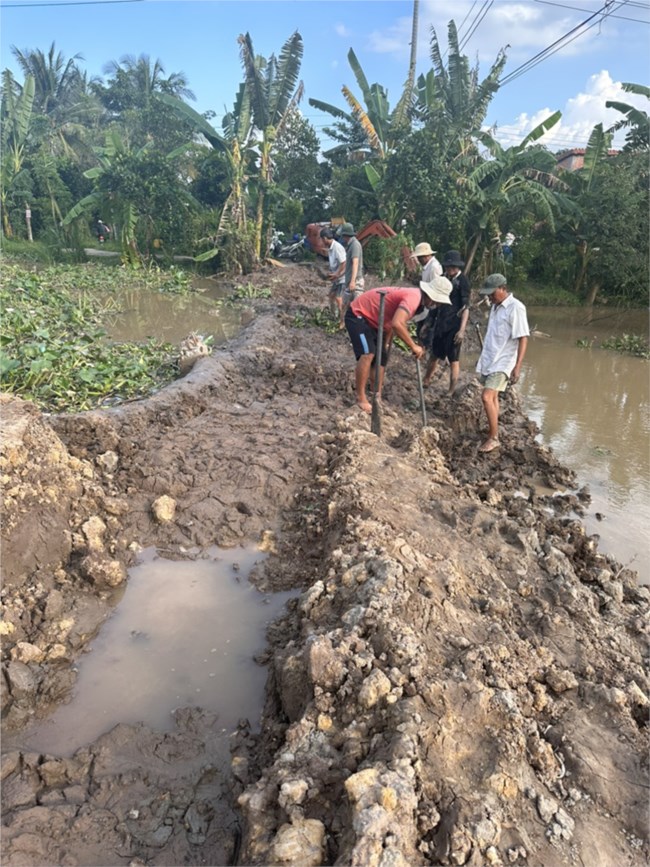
[517, 307, 649, 583]
[7, 546, 296, 757]
[104, 279, 246, 345]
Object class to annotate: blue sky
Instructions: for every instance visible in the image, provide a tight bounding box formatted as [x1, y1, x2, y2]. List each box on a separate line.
[1, 0, 649, 151]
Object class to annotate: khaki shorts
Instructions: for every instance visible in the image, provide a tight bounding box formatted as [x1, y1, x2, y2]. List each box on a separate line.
[479, 372, 509, 392]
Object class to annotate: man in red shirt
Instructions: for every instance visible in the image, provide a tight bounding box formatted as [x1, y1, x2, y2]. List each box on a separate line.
[344, 277, 452, 413]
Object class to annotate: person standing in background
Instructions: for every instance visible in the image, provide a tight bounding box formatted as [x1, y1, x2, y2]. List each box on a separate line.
[339, 223, 364, 315]
[320, 228, 347, 327]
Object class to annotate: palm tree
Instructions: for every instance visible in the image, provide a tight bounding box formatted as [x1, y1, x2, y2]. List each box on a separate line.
[11, 42, 84, 116]
[1, 72, 35, 237]
[99, 54, 195, 112]
[11, 42, 99, 159]
[461, 112, 567, 274]
[237, 30, 304, 258]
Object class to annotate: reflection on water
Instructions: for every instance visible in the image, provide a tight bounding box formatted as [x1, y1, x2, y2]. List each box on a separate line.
[518, 307, 649, 582]
[9, 547, 295, 757]
[104, 282, 245, 345]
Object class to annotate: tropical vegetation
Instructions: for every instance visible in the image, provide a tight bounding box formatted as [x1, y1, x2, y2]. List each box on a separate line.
[1, 8, 648, 305]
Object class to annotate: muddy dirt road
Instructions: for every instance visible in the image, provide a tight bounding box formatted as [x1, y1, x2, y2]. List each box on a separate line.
[1, 265, 648, 866]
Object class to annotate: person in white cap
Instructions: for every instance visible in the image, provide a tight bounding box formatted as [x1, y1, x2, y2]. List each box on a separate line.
[344, 276, 452, 414]
[410, 242, 442, 283]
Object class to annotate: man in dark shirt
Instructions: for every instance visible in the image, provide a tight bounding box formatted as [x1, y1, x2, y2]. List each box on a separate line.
[422, 250, 470, 394]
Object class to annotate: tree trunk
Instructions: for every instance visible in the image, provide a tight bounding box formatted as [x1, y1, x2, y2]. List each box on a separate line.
[585, 281, 600, 307]
[464, 232, 482, 278]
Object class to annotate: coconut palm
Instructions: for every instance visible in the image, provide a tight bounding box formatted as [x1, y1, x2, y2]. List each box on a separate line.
[99, 54, 195, 112]
[0, 72, 35, 237]
[11, 43, 99, 160]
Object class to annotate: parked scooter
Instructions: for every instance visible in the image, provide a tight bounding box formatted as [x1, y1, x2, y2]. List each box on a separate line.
[268, 230, 306, 262]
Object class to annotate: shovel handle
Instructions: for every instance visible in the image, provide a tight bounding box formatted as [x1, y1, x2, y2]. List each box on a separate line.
[372, 291, 388, 396]
[415, 357, 427, 427]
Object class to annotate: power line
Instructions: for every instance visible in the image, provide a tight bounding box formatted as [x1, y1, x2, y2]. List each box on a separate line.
[499, 0, 621, 87]
[459, 0, 495, 51]
[456, 1, 479, 45]
[2, 0, 144, 7]
[534, 0, 650, 23]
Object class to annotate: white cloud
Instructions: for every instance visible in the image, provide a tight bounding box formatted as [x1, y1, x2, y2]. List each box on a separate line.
[368, 0, 612, 64]
[335, 23, 351, 38]
[492, 71, 648, 149]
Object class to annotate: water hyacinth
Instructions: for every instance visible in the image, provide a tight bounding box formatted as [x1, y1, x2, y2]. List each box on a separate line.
[0, 262, 180, 412]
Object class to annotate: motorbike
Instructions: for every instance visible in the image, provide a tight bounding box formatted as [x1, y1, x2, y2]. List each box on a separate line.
[268, 230, 306, 262]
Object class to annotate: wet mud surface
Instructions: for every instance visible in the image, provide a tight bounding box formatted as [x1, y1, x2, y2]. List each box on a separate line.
[1, 264, 648, 866]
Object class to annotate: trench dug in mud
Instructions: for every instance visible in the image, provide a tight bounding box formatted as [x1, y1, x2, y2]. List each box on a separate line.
[1, 264, 648, 867]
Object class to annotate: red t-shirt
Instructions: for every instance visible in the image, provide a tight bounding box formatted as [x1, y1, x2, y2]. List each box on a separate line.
[350, 286, 422, 332]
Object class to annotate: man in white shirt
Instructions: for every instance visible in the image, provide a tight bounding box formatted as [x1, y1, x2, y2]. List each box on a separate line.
[476, 273, 529, 452]
[410, 242, 442, 283]
[320, 228, 347, 326]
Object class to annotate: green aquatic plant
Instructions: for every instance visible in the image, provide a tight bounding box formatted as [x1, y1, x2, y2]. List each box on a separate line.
[0, 261, 178, 411]
[601, 334, 649, 358]
[232, 282, 272, 299]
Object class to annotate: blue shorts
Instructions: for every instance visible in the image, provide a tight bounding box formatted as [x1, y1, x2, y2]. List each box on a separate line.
[344, 309, 389, 367]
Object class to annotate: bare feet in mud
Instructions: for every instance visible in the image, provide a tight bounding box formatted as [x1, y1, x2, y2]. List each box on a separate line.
[479, 437, 500, 452]
[357, 399, 372, 414]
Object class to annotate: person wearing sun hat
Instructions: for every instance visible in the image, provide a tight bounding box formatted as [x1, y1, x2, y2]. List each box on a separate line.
[345, 276, 452, 414]
[475, 273, 530, 453]
[421, 250, 471, 394]
[410, 241, 442, 283]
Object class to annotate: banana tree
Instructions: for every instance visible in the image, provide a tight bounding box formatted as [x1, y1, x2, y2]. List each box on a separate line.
[157, 83, 255, 262]
[62, 128, 193, 265]
[237, 31, 304, 258]
[415, 20, 506, 160]
[461, 111, 567, 275]
[606, 82, 649, 153]
[1, 72, 35, 237]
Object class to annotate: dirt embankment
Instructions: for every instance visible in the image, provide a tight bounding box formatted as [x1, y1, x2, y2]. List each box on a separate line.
[1, 264, 648, 867]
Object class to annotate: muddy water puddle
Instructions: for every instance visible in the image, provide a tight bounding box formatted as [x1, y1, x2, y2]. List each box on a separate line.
[104, 281, 247, 345]
[518, 307, 649, 582]
[9, 546, 295, 757]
